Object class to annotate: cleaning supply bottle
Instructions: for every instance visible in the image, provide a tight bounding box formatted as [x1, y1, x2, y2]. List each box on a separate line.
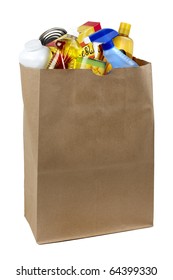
[84, 28, 138, 69]
[113, 22, 133, 58]
[19, 39, 51, 69]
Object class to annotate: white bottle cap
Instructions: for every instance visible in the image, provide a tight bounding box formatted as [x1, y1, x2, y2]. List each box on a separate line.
[25, 39, 43, 51]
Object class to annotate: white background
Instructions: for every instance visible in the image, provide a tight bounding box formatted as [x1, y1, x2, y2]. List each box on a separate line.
[0, 0, 173, 279]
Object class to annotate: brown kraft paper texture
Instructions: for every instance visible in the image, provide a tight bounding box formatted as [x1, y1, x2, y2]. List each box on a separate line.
[20, 58, 154, 244]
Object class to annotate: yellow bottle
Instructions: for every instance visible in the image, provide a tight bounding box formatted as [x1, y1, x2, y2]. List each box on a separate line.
[113, 22, 133, 58]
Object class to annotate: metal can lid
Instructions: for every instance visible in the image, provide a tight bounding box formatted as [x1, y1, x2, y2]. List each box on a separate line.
[39, 27, 67, 45]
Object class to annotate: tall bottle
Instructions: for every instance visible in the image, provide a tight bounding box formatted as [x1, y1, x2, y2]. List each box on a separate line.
[113, 22, 133, 58]
[84, 28, 138, 69]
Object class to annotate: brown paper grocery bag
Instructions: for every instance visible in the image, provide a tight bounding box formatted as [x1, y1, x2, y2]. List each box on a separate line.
[20, 58, 154, 244]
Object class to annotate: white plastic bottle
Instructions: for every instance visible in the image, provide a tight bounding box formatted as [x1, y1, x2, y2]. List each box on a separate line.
[19, 39, 51, 69]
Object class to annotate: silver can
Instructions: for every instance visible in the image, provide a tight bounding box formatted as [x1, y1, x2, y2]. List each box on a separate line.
[39, 27, 67, 45]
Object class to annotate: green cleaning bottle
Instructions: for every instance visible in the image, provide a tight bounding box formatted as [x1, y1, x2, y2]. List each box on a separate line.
[113, 22, 133, 58]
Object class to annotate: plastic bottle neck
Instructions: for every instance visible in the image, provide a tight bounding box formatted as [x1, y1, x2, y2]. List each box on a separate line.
[119, 32, 129, 37]
[102, 40, 114, 51]
[118, 22, 131, 37]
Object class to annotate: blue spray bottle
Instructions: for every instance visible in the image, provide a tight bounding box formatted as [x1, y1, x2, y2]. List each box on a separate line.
[84, 28, 138, 68]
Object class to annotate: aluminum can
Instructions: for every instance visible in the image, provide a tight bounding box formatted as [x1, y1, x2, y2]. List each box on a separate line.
[39, 27, 67, 45]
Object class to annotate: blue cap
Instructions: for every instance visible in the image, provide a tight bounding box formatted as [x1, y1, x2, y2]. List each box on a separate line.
[88, 28, 119, 50]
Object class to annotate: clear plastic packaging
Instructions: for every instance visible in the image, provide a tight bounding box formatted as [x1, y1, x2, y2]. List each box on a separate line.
[46, 34, 82, 69]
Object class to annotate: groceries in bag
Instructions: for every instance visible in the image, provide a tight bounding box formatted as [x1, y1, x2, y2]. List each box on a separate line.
[113, 22, 133, 58]
[46, 34, 82, 69]
[77, 21, 102, 59]
[84, 28, 138, 68]
[39, 27, 67, 46]
[19, 22, 139, 73]
[19, 39, 51, 69]
[75, 57, 106, 76]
